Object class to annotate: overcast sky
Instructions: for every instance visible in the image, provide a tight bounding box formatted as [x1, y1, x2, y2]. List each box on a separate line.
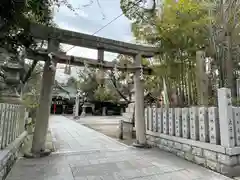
[53, 0, 134, 82]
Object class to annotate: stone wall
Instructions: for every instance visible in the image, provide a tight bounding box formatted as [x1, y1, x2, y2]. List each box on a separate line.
[0, 131, 27, 180]
[146, 131, 240, 177]
[143, 88, 240, 177]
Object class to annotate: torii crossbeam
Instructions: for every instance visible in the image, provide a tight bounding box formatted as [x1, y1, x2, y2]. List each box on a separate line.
[29, 23, 159, 57]
[26, 50, 153, 74]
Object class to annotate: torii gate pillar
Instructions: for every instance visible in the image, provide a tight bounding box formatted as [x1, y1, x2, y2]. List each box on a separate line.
[32, 39, 59, 155]
[133, 53, 146, 146]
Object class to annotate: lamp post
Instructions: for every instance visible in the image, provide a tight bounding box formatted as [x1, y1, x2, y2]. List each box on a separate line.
[74, 90, 81, 119]
[81, 92, 87, 117]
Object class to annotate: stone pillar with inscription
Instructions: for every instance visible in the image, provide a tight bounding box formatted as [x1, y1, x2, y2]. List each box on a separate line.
[196, 51, 208, 105]
[218, 88, 235, 147]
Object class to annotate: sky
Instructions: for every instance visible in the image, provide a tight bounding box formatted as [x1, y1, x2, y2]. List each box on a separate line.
[53, 0, 134, 83]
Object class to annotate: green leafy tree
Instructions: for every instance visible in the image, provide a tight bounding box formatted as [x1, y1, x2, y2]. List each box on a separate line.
[121, 0, 213, 106]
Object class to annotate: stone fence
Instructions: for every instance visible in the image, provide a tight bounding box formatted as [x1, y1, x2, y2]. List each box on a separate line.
[125, 88, 240, 177]
[0, 103, 27, 180]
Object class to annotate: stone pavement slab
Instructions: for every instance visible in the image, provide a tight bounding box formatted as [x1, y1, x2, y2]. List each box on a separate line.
[6, 115, 233, 180]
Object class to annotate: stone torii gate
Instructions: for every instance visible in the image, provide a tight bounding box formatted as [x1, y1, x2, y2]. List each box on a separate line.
[27, 23, 158, 155]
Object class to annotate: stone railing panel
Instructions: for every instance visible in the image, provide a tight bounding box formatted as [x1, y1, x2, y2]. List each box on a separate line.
[0, 103, 25, 149]
[208, 107, 220, 145]
[168, 108, 175, 136]
[148, 106, 153, 131]
[190, 107, 199, 141]
[198, 107, 209, 142]
[182, 108, 190, 139]
[143, 88, 240, 177]
[152, 105, 157, 132]
[157, 108, 163, 133]
[144, 107, 148, 130]
[233, 107, 240, 146]
[175, 108, 182, 137]
[163, 108, 169, 134]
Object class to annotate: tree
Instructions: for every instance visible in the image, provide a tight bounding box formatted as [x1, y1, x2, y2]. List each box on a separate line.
[0, 0, 74, 50]
[121, 0, 212, 106]
[22, 61, 43, 123]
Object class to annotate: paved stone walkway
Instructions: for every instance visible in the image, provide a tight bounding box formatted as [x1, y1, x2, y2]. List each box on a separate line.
[6, 115, 233, 180]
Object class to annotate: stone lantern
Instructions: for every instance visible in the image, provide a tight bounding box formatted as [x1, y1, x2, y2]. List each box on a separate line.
[0, 48, 23, 103]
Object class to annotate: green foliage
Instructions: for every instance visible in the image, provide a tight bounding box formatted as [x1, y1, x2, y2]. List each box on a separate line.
[22, 62, 42, 111]
[0, 0, 74, 51]
[121, 0, 215, 106]
[94, 86, 119, 102]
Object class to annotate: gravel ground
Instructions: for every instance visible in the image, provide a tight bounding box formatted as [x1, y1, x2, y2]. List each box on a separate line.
[74, 116, 136, 146]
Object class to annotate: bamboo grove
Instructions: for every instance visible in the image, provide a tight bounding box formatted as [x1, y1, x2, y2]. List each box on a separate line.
[120, 0, 240, 107]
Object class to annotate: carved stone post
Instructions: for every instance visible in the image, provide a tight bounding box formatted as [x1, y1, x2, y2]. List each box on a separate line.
[196, 51, 208, 105]
[218, 88, 235, 147]
[32, 39, 59, 155]
[133, 53, 146, 146]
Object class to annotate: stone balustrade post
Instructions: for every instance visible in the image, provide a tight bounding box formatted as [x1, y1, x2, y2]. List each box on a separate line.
[218, 88, 235, 147]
